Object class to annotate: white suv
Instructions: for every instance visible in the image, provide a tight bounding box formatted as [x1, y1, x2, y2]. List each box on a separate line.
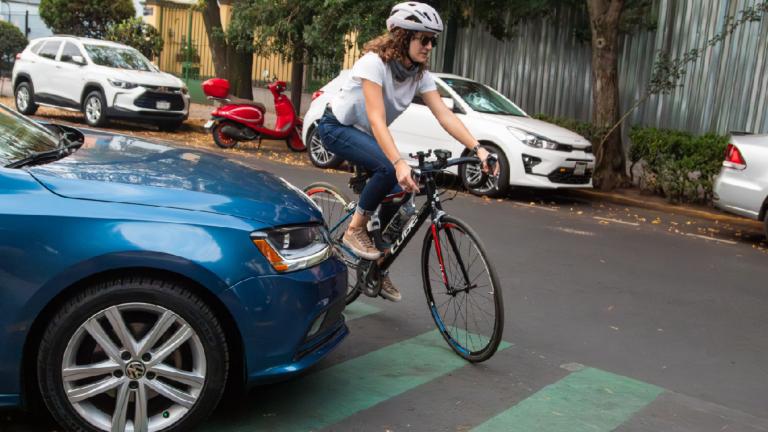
[12, 36, 190, 131]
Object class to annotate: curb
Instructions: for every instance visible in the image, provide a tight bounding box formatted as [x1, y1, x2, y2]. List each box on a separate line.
[569, 189, 764, 231]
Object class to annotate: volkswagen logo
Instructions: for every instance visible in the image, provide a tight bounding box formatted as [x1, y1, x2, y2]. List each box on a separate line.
[125, 361, 146, 380]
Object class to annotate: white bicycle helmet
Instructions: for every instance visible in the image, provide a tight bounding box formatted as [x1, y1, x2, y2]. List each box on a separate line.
[386, 2, 444, 34]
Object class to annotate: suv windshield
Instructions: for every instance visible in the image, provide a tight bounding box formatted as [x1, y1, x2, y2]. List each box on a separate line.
[83, 44, 156, 71]
[441, 78, 526, 116]
[0, 105, 59, 165]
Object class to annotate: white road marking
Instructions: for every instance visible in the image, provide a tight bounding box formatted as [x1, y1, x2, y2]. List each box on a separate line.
[684, 233, 737, 245]
[554, 227, 595, 236]
[593, 216, 640, 226]
[513, 203, 558, 212]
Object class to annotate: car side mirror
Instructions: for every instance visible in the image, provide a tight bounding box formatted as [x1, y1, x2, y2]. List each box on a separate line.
[71, 55, 85, 65]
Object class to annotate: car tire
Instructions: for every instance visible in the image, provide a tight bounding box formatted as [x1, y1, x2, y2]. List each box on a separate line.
[460, 143, 510, 197]
[37, 275, 229, 432]
[307, 126, 343, 169]
[15, 81, 38, 115]
[158, 120, 184, 132]
[83, 90, 109, 127]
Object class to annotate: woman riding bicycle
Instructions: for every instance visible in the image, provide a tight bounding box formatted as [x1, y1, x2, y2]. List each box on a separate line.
[316, 2, 494, 302]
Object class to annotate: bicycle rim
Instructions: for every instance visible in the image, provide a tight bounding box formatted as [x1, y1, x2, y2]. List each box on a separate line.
[304, 182, 361, 304]
[421, 216, 504, 362]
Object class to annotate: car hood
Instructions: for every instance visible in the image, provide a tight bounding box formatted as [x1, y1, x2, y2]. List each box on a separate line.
[27, 133, 321, 225]
[476, 113, 591, 148]
[105, 68, 183, 88]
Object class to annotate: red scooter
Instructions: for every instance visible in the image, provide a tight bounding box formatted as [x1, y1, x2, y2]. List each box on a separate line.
[201, 78, 306, 152]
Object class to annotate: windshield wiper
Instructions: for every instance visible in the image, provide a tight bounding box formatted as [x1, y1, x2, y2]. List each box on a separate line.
[6, 134, 83, 169]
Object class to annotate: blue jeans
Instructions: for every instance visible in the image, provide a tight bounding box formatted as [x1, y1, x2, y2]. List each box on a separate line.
[316, 109, 401, 215]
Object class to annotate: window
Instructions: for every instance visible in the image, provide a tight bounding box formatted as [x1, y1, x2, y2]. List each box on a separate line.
[28, 41, 43, 54]
[83, 44, 155, 72]
[60, 42, 84, 64]
[38, 41, 61, 60]
[441, 78, 526, 116]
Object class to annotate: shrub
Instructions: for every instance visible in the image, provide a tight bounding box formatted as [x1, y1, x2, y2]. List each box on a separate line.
[629, 127, 727, 204]
[0, 21, 27, 75]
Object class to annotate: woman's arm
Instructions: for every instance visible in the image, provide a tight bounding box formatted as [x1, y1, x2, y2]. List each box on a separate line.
[362, 79, 420, 192]
[422, 89, 494, 173]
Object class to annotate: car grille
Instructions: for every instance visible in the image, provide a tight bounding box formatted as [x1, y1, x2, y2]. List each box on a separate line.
[134, 92, 185, 111]
[548, 167, 593, 184]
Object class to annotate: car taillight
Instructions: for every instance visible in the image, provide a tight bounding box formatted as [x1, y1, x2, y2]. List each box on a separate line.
[723, 143, 747, 170]
[311, 90, 324, 101]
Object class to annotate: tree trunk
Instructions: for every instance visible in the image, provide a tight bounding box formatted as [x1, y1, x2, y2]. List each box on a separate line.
[226, 44, 253, 99]
[587, 0, 626, 191]
[290, 48, 304, 115]
[201, 0, 228, 79]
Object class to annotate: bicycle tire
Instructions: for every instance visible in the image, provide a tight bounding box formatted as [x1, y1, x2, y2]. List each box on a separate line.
[421, 215, 504, 362]
[304, 182, 362, 304]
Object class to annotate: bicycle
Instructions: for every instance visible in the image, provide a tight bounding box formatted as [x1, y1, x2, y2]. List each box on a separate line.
[304, 149, 504, 362]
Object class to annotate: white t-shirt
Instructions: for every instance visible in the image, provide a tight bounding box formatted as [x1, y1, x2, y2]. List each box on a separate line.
[331, 52, 437, 134]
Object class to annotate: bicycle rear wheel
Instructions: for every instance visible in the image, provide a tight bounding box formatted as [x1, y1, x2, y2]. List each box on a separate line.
[421, 215, 504, 362]
[304, 182, 361, 304]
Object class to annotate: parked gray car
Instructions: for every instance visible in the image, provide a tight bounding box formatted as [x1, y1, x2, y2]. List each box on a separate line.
[713, 133, 768, 237]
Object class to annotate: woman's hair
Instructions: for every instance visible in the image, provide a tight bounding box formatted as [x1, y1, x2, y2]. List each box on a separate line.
[362, 28, 427, 78]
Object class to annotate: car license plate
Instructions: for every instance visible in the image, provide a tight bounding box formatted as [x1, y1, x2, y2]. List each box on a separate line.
[574, 162, 587, 176]
[156, 101, 171, 110]
[204, 120, 215, 129]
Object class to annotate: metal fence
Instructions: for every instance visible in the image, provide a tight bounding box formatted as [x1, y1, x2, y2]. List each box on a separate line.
[440, 0, 768, 136]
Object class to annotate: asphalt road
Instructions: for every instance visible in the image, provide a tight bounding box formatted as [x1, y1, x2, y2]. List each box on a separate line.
[3, 140, 768, 432]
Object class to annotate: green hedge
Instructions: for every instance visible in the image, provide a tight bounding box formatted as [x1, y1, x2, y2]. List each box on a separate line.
[629, 127, 727, 204]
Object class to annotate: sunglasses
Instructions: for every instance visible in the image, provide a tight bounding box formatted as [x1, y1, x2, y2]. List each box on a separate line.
[415, 35, 438, 48]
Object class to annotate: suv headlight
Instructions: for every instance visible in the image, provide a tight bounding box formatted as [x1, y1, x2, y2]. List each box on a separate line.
[251, 225, 331, 272]
[508, 127, 570, 151]
[107, 78, 138, 89]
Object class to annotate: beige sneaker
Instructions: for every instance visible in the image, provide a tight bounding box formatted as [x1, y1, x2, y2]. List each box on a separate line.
[380, 274, 402, 302]
[343, 227, 382, 260]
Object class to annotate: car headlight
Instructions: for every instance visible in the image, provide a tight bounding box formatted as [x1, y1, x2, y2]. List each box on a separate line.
[251, 225, 331, 272]
[107, 78, 138, 89]
[508, 127, 570, 151]
[181, 86, 189, 95]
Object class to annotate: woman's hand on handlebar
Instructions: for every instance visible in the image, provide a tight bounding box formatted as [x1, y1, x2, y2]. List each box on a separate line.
[395, 160, 420, 193]
[476, 147, 499, 177]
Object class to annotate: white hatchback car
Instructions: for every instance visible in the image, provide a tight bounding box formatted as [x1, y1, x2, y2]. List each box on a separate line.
[713, 133, 768, 237]
[12, 36, 190, 131]
[303, 71, 595, 196]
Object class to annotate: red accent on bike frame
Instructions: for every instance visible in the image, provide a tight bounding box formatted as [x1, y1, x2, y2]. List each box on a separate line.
[431, 224, 449, 285]
[381, 191, 407, 203]
[305, 189, 324, 195]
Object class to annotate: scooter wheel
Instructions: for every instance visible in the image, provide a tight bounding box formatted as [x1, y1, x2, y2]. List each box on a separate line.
[212, 121, 239, 149]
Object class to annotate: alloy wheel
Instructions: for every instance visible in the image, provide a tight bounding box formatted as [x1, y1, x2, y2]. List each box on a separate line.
[61, 302, 206, 432]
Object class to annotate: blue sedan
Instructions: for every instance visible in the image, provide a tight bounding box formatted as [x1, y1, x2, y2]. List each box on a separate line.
[0, 105, 348, 431]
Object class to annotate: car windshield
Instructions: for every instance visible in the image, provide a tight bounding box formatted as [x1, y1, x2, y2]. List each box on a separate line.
[0, 104, 59, 165]
[83, 44, 156, 71]
[441, 78, 526, 116]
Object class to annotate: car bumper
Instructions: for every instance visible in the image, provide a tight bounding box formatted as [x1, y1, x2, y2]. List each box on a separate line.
[513, 148, 595, 188]
[220, 256, 349, 385]
[109, 89, 190, 121]
[713, 169, 762, 220]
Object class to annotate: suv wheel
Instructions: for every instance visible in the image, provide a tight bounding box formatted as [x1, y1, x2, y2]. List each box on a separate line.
[307, 126, 343, 168]
[83, 91, 109, 127]
[15, 82, 38, 115]
[37, 276, 229, 432]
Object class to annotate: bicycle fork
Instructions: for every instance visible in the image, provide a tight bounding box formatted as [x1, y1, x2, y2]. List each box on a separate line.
[431, 221, 476, 296]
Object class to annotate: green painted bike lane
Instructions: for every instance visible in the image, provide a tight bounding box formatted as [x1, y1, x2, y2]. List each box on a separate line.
[203, 301, 664, 432]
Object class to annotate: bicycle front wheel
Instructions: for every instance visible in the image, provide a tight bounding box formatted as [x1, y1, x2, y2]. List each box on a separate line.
[421, 215, 504, 362]
[304, 182, 361, 304]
